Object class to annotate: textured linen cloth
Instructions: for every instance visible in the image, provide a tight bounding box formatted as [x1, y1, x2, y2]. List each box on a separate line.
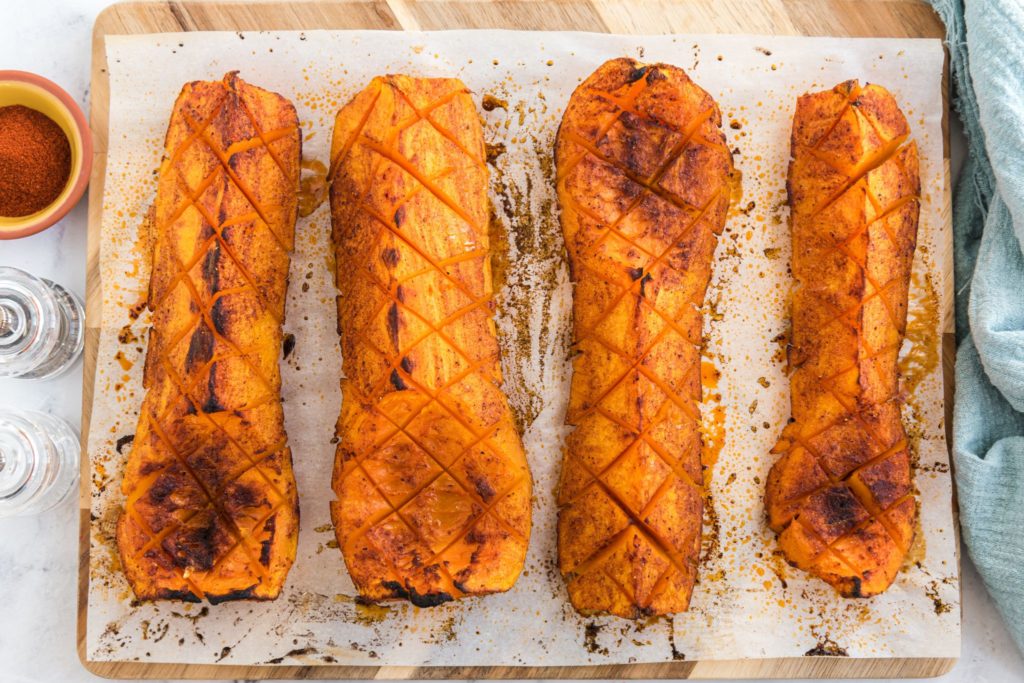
[929, 0, 1024, 654]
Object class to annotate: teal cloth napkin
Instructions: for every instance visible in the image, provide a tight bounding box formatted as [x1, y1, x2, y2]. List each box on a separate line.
[929, 0, 1024, 654]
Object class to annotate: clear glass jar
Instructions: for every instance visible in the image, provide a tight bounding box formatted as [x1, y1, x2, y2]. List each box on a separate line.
[0, 410, 79, 517]
[0, 266, 84, 379]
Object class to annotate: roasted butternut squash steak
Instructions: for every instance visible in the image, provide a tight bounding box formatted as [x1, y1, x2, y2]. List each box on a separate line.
[766, 80, 920, 597]
[555, 58, 735, 617]
[329, 75, 532, 606]
[118, 73, 301, 602]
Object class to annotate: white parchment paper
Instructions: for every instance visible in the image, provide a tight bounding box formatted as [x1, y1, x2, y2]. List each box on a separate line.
[87, 30, 958, 667]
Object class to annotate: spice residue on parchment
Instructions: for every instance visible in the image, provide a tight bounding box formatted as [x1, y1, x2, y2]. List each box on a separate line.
[900, 268, 941, 396]
[482, 86, 572, 434]
[582, 622, 609, 656]
[298, 158, 329, 217]
[699, 359, 726, 570]
[899, 261, 944, 572]
[482, 93, 508, 111]
[700, 360, 726, 474]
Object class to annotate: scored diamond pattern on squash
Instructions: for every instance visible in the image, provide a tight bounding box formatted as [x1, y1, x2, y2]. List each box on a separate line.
[557, 66, 732, 613]
[333, 80, 529, 598]
[122, 80, 297, 599]
[771, 83, 919, 590]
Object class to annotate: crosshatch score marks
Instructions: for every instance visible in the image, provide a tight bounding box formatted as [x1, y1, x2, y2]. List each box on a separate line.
[328, 75, 533, 606]
[116, 72, 301, 603]
[554, 58, 736, 617]
[766, 80, 920, 598]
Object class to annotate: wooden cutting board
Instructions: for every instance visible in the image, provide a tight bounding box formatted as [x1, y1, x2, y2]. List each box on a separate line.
[79, 0, 953, 679]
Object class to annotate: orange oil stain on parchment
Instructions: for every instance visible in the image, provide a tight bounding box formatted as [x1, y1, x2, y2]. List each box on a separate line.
[298, 159, 328, 217]
[700, 360, 726, 475]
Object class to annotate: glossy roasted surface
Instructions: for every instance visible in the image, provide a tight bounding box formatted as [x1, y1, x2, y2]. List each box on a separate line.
[555, 58, 734, 617]
[117, 73, 301, 603]
[766, 80, 920, 597]
[329, 75, 532, 606]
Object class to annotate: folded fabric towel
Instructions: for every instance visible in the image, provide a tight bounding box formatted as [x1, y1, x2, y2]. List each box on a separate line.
[929, 0, 1024, 655]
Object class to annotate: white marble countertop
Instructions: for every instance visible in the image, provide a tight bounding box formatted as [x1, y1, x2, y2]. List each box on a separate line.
[1, 2, 1022, 682]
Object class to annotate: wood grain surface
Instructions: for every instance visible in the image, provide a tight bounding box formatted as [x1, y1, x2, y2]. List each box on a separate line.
[80, 0, 953, 678]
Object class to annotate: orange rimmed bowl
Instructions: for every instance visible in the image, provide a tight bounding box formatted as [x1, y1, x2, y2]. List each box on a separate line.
[0, 71, 92, 240]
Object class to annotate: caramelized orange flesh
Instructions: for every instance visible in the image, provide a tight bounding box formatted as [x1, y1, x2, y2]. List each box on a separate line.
[554, 58, 735, 617]
[766, 80, 920, 597]
[328, 75, 532, 606]
[117, 73, 301, 603]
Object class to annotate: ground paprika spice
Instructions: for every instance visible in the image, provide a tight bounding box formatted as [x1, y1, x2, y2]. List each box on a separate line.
[0, 104, 72, 217]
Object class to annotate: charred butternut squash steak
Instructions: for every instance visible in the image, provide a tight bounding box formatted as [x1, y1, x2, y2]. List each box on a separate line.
[329, 75, 532, 606]
[766, 80, 920, 597]
[118, 73, 301, 602]
[555, 58, 736, 617]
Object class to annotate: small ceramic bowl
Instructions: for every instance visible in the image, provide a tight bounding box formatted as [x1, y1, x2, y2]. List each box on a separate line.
[0, 71, 92, 240]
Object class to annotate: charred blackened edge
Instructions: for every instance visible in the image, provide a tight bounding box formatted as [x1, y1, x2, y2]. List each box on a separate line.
[154, 587, 203, 603]
[623, 59, 669, 86]
[145, 583, 272, 605]
[380, 580, 454, 608]
[206, 584, 262, 605]
[842, 575, 865, 599]
[626, 63, 648, 83]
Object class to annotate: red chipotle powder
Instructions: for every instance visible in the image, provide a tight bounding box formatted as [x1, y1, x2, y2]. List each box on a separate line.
[0, 105, 72, 217]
